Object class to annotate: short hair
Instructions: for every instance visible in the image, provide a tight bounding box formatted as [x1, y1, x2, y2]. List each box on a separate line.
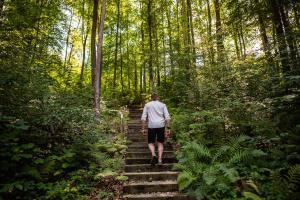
[151, 93, 158, 100]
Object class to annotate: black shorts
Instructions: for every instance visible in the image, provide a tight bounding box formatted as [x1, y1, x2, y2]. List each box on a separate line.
[148, 127, 165, 144]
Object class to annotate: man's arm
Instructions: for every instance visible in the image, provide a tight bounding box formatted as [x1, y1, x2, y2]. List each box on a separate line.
[141, 105, 147, 135]
[163, 104, 171, 132]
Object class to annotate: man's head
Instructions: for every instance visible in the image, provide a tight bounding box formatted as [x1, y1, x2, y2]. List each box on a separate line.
[151, 93, 158, 101]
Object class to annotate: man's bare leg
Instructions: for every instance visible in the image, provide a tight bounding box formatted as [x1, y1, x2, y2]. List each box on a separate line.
[158, 142, 164, 163]
[148, 143, 156, 157]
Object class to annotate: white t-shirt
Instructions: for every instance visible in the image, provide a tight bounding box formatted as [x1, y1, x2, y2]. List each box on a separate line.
[141, 100, 171, 128]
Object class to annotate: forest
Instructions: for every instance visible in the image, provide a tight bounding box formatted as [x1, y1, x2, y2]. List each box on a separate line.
[0, 0, 299, 199]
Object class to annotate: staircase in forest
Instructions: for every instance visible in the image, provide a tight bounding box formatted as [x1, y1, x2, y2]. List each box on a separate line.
[122, 108, 191, 200]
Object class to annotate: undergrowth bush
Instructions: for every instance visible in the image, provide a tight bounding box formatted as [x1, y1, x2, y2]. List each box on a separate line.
[0, 97, 127, 200]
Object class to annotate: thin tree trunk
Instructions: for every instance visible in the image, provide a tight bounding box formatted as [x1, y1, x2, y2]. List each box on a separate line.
[113, 0, 120, 93]
[154, 14, 160, 87]
[233, 27, 240, 60]
[91, 0, 99, 114]
[120, 31, 124, 95]
[141, 22, 146, 93]
[206, 0, 214, 65]
[280, 1, 299, 69]
[270, 0, 290, 74]
[95, 0, 106, 116]
[166, 6, 174, 78]
[240, 25, 246, 58]
[80, 0, 88, 82]
[147, 0, 154, 92]
[162, 12, 167, 86]
[255, 0, 273, 69]
[126, 12, 130, 91]
[134, 60, 138, 95]
[187, 0, 196, 66]
[64, 9, 73, 68]
[80, 33, 88, 82]
[214, 0, 225, 63]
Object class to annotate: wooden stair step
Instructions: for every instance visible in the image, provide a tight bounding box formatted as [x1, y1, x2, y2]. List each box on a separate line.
[123, 180, 178, 194]
[124, 163, 175, 172]
[124, 171, 178, 181]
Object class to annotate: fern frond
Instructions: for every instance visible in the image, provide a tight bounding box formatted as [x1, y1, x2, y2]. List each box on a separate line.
[212, 145, 230, 163]
[173, 163, 188, 171]
[217, 164, 239, 182]
[184, 142, 212, 163]
[243, 191, 262, 200]
[177, 171, 196, 191]
[228, 150, 250, 164]
[288, 164, 300, 193]
[202, 166, 218, 185]
[227, 134, 250, 152]
[288, 164, 300, 185]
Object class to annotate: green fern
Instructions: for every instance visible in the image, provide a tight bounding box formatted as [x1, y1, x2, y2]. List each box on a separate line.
[184, 142, 212, 162]
[177, 171, 196, 191]
[288, 164, 300, 185]
[228, 150, 251, 164]
[243, 191, 262, 200]
[287, 164, 300, 196]
[217, 164, 239, 182]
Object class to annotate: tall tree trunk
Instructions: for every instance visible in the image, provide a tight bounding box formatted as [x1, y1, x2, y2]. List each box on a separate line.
[91, 0, 99, 114]
[162, 12, 167, 86]
[134, 60, 138, 95]
[166, 6, 174, 78]
[120, 31, 124, 95]
[240, 25, 246, 58]
[255, 0, 273, 69]
[187, 0, 196, 66]
[95, 0, 106, 116]
[233, 26, 240, 60]
[280, 1, 299, 69]
[270, 0, 290, 74]
[181, 0, 191, 75]
[113, 0, 120, 94]
[80, 0, 88, 82]
[64, 9, 73, 69]
[80, 33, 88, 82]
[126, 12, 131, 91]
[214, 0, 225, 63]
[154, 12, 160, 88]
[147, 0, 154, 92]
[141, 22, 146, 93]
[206, 0, 214, 65]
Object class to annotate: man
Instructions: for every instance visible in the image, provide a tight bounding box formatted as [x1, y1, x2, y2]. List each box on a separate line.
[141, 93, 171, 166]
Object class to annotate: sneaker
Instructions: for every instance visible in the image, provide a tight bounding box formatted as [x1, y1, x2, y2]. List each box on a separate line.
[157, 160, 163, 166]
[150, 156, 158, 166]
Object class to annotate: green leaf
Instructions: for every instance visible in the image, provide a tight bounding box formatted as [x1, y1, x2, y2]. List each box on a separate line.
[243, 191, 262, 200]
[116, 175, 128, 181]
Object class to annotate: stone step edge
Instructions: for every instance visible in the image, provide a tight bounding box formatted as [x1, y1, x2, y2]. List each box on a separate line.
[123, 192, 188, 198]
[124, 180, 177, 187]
[124, 171, 178, 176]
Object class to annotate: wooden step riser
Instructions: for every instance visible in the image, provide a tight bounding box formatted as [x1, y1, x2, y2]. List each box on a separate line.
[127, 145, 173, 152]
[123, 195, 191, 200]
[126, 152, 175, 159]
[125, 173, 178, 182]
[125, 157, 176, 165]
[124, 183, 178, 194]
[127, 139, 148, 143]
[124, 164, 175, 172]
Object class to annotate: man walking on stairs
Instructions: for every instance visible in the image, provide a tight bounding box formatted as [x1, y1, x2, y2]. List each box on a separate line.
[141, 93, 171, 166]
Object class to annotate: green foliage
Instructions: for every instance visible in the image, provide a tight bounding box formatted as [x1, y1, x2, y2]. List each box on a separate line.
[175, 136, 266, 199]
[0, 101, 126, 199]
